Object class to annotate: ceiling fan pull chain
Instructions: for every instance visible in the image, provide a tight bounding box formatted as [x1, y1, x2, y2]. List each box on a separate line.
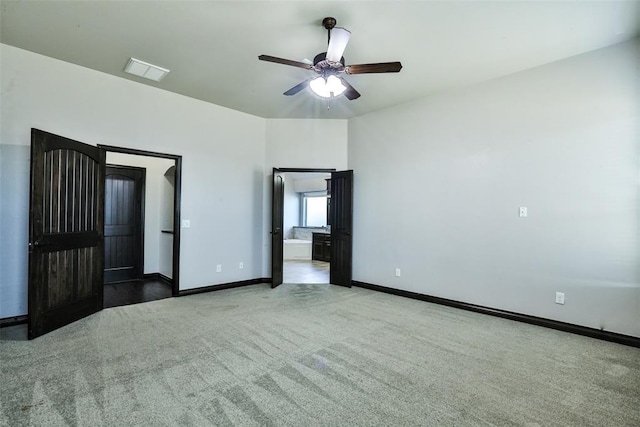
[327, 99, 331, 110]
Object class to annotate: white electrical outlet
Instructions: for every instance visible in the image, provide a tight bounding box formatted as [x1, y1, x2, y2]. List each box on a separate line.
[519, 207, 528, 218]
[555, 292, 565, 305]
[216, 264, 222, 273]
[395, 268, 401, 277]
[239, 262, 244, 269]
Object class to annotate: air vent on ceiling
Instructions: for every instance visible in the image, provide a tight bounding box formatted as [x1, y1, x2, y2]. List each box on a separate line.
[124, 58, 170, 82]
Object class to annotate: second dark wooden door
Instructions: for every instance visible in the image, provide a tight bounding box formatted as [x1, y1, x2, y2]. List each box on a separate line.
[271, 168, 284, 287]
[104, 166, 145, 284]
[330, 170, 353, 287]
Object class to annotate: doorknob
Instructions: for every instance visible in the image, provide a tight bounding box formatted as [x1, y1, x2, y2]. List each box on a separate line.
[30, 239, 46, 249]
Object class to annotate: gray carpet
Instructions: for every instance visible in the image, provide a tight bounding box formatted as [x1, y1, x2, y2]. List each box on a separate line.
[1, 283, 639, 426]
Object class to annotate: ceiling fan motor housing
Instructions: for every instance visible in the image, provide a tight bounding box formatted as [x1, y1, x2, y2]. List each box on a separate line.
[313, 52, 345, 70]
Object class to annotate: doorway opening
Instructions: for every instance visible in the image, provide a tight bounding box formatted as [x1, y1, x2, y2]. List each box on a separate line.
[272, 167, 353, 288]
[27, 129, 182, 338]
[282, 171, 332, 284]
[99, 145, 182, 307]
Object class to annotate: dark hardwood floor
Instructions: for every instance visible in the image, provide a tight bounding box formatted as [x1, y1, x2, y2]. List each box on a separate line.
[104, 279, 173, 309]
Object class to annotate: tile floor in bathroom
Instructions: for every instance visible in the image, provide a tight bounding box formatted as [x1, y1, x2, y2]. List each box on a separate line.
[283, 260, 330, 284]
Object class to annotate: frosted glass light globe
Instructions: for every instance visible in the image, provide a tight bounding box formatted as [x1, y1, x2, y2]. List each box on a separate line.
[309, 75, 347, 98]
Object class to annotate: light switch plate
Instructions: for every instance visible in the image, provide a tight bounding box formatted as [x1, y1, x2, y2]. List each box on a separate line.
[519, 207, 528, 218]
[181, 219, 190, 228]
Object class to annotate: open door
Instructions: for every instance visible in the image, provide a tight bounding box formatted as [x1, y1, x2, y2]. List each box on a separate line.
[28, 129, 105, 339]
[271, 168, 284, 287]
[330, 170, 353, 287]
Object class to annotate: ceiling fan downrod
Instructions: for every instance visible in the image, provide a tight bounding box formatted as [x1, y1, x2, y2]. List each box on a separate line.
[322, 17, 337, 45]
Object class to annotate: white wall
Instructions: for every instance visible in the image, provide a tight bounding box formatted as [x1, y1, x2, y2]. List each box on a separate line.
[265, 119, 348, 171]
[294, 177, 329, 193]
[160, 167, 175, 279]
[3, 39, 637, 340]
[0, 144, 30, 318]
[282, 174, 300, 239]
[262, 119, 348, 275]
[0, 44, 266, 317]
[105, 152, 174, 275]
[348, 39, 640, 338]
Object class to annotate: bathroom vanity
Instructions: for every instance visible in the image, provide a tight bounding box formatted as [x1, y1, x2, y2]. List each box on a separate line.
[312, 232, 331, 262]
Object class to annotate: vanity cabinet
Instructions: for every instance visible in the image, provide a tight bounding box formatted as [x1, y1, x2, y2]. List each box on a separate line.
[312, 233, 331, 262]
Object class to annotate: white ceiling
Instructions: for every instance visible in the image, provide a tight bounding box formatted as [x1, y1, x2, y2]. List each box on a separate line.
[1, 1, 638, 119]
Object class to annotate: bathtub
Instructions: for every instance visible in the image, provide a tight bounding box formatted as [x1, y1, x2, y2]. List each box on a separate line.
[283, 239, 312, 260]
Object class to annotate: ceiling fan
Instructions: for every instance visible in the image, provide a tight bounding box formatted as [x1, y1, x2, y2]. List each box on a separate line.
[258, 17, 402, 100]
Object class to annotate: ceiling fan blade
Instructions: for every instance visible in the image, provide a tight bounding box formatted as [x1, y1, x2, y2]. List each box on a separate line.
[340, 78, 361, 100]
[345, 62, 403, 74]
[283, 79, 311, 96]
[326, 27, 351, 62]
[258, 55, 314, 70]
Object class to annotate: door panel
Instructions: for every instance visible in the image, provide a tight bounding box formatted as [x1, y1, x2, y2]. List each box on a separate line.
[104, 166, 144, 284]
[330, 170, 353, 287]
[28, 129, 105, 339]
[271, 169, 284, 287]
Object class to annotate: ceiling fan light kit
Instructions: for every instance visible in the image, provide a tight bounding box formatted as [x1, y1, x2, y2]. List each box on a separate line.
[259, 17, 402, 101]
[310, 75, 347, 98]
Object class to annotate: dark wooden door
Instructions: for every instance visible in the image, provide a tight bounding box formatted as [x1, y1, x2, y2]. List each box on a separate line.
[28, 129, 105, 339]
[330, 170, 353, 287]
[104, 166, 145, 284]
[271, 168, 284, 287]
